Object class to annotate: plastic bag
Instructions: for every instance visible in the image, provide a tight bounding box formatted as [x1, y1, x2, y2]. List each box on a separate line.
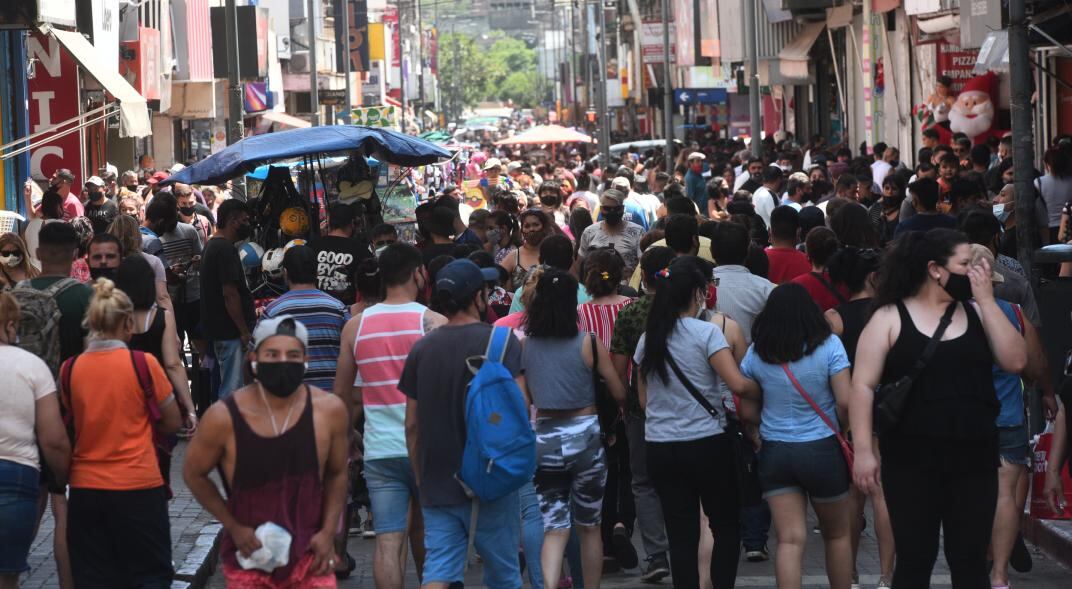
[235, 522, 292, 572]
[1029, 425, 1072, 520]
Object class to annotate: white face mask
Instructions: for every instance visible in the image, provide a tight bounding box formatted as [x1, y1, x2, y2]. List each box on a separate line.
[0, 253, 22, 267]
[695, 290, 707, 318]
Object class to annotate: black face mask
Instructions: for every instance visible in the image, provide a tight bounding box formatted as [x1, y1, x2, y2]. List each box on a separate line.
[88, 190, 104, 202]
[603, 211, 624, 226]
[126, 184, 139, 191]
[236, 223, 253, 241]
[178, 206, 196, 216]
[941, 269, 973, 302]
[89, 266, 117, 281]
[541, 195, 560, 207]
[255, 361, 306, 397]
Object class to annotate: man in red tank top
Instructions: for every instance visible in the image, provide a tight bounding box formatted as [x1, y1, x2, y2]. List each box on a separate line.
[184, 316, 350, 587]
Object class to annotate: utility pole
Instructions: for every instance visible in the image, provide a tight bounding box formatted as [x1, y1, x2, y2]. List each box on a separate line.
[1008, 0, 1037, 281]
[660, 0, 672, 162]
[744, 0, 760, 157]
[225, 0, 243, 144]
[417, 0, 425, 131]
[341, 0, 352, 124]
[597, 0, 610, 166]
[570, 1, 578, 122]
[308, 0, 320, 126]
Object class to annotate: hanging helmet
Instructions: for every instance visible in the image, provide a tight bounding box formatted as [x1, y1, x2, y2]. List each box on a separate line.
[279, 207, 310, 237]
[261, 247, 286, 277]
[238, 242, 265, 268]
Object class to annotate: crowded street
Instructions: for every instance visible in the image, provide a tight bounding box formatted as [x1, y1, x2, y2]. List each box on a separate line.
[4, 1, 1072, 589]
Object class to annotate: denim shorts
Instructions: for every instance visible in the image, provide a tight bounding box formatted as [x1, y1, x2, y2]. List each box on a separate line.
[757, 436, 851, 503]
[421, 493, 521, 588]
[0, 460, 39, 574]
[533, 415, 607, 529]
[998, 423, 1030, 467]
[364, 457, 419, 534]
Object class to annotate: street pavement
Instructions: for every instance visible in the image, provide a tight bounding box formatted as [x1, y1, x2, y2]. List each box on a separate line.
[205, 507, 1072, 588]
[21, 439, 1071, 588]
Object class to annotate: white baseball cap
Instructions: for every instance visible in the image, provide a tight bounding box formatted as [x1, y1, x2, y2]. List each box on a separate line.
[84, 176, 105, 187]
[688, 152, 706, 161]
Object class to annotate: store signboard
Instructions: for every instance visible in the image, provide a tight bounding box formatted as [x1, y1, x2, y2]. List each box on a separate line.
[26, 31, 83, 185]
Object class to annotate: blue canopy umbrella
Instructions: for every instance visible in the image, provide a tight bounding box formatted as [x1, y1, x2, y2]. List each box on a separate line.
[162, 126, 450, 187]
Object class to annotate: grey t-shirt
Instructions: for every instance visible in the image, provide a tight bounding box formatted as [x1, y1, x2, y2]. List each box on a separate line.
[159, 222, 203, 302]
[578, 221, 644, 276]
[398, 322, 523, 507]
[634, 317, 730, 442]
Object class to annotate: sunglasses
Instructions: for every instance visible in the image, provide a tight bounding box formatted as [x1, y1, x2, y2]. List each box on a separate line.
[0, 250, 22, 257]
[601, 205, 624, 214]
[373, 239, 396, 247]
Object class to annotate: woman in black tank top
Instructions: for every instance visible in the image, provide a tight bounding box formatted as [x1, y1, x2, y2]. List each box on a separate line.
[847, 229, 1027, 588]
[824, 246, 892, 585]
[116, 255, 197, 433]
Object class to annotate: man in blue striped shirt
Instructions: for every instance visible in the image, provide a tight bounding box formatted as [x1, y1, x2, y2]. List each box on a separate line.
[259, 245, 350, 391]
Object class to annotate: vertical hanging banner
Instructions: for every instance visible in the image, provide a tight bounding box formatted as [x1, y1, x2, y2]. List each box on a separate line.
[335, 0, 369, 73]
[25, 32, 84, 185]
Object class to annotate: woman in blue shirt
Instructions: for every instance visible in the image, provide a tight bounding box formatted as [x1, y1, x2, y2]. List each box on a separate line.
[739, 282, 854, 589]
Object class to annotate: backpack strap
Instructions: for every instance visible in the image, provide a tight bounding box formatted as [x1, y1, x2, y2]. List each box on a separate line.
[42, 277, 80, 298]
[486, 326, 511, 364]
[59, 355, 78, 438]
[130, 350, 162, 422]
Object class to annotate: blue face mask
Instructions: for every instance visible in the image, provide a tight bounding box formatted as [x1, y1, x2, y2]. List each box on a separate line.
[993, 203, 1011, 223]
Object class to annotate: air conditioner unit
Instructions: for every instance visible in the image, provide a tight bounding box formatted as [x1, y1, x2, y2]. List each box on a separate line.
[290, 51, 311, 73]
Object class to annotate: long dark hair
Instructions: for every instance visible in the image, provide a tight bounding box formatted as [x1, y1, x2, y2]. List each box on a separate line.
[524, 268, 579, 338]
[872, 228, 968, 309]
[829, 203, 879, 248]
[827, 246, 881, 295]
[751, 283, 831, 364]
[640, 256, 709, 383]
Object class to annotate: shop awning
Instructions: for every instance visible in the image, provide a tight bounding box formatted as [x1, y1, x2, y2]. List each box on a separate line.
[778, 22, 825, 81]
[43, 25, 151, 138]
[261, 110, 313, 129]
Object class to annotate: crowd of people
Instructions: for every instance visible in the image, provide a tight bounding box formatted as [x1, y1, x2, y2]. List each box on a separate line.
[1, 129, 1072, 589]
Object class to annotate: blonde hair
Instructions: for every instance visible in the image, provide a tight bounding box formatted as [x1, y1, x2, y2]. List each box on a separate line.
[0, 291, 19, 327]
[520, 266, 545, 309]
[0, 232, 40, 283]
[107, 214, 142, 258]
[85, 278, 134, 336]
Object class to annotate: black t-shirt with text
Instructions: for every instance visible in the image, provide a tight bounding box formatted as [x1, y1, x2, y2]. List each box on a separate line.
[199, 237, 255, 340]
[84, 198, 118, 235]
[309, 235, 372, 305]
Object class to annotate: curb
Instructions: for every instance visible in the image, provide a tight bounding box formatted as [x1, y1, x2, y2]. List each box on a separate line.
[174, 523, 223, 589]
[1021, 513, 1072, 570]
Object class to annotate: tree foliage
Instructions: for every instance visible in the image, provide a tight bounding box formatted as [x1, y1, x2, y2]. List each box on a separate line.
[438, 31, 542, 117]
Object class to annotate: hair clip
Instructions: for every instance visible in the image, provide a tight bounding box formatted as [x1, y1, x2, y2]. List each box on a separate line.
[600, 271, 610, 281]
[655, 267, 671, 279]
[552, 276, 560, 284]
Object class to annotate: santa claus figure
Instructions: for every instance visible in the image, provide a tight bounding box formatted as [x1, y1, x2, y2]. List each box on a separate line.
[947, 71, 1007, 145]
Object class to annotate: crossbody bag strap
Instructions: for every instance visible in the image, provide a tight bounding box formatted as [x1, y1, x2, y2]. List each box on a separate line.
[812, 272, 847, 305]
[666, 355, 720, 422]
[780, 363, 841, 437]
[906, 301, 958, 382]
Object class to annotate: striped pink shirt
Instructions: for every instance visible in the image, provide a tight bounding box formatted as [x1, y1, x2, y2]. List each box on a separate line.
[578, 299, 634, 349]
[353, 302, 427, 460]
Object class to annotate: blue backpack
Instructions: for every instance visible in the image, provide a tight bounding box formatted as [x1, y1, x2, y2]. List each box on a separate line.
[459, 326, 536, 502]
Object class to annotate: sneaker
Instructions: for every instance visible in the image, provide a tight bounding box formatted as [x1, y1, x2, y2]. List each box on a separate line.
[877, 578, 892, 589]
[744, 545, 769, 562]
[641, 554, 670, 583]
[850, 572, 860, 589]
[1010, 532, 1033, 572]
[361, 519, 376, 539]
[611, 526, 639, 569]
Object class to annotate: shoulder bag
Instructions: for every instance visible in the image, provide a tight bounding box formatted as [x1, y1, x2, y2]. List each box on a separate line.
[781, 364, 853, 470]
[666, 355, 763, 506]
[873, 302, 958, 434]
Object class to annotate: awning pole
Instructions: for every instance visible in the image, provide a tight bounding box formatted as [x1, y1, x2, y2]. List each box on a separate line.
[0, 103, 112, 154]
[1028, 25, 1072, 59]
[827, 29, 847, 125]
[1, 108, 115, 160]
